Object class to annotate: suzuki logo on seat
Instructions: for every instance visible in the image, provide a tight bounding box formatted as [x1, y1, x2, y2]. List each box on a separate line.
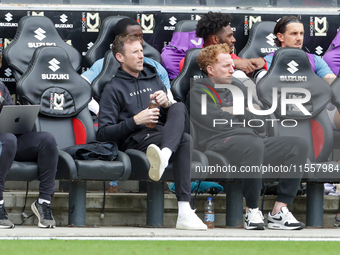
[5, 13, 13, 22]
[4, 68, 12, 77]
[87, 42, 94, 50]
[169, 16, 177, 26]
[48, 58, 60, 72]
[287, 61, 299, 74]
[60, 14, 68, 23]
[315, 46, 323, 55]
[34, 28, 46, 41]
[266, 33, 276, 46]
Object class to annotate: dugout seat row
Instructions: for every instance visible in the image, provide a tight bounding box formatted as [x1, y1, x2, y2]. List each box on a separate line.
[3, 15, 209, 227]
[4, 15, 340, 228]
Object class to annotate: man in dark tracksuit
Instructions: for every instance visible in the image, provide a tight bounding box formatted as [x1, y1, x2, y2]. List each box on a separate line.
[0, 82, 58, 228]
[189, 43, 308, 230]
[97, 33, 207, 230]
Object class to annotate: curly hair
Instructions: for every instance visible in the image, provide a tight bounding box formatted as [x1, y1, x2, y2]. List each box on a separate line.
[197, 43, 230, 74]
[196, 12, 233, 40]
[274, 16, 302, 47]
[113, 18, 140, 37]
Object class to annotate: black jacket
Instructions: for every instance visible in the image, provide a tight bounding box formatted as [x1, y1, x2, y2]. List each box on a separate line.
[97, 63, 168, 148]
[188, 79, 267, 150]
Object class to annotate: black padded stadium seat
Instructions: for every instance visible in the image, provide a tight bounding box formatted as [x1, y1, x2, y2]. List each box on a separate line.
[85, 16, 129, 66]
[16, 46, 131, 226]
[91, 50, 119, 102]
[3, 16, 81, 81]
[171, 48, 202, 102]
[238, 21, 278, 59]
[257, 47, 340, 227]
[174, 20, 198, 32]
[92, 40, 162, 102]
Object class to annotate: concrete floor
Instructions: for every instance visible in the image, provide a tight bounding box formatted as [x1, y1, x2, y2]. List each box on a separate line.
[1, 226, 340, 241]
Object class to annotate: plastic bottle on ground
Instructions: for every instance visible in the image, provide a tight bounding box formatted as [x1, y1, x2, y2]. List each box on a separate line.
[204, 197, 214, 229]
[108, 181, 118, 193]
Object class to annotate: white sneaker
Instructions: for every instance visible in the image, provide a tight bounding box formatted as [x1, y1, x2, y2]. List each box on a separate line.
[176, 209, 208, 230]
[147, 144, 167, 181]
[244, 208, 265, 230]
[268, 206, 305, 230]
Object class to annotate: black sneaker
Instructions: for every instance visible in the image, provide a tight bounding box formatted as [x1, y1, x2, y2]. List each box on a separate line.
[31, 200, 56, 228]
[268, 206, 305, 230]
[0, 204, 14, 229]
[244, 208, 265, 230]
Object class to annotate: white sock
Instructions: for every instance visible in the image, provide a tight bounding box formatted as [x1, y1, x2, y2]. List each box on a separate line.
[178, 201, 192, 218]
[161, 147, 172, 167]
[0, 200, 4, 205]
[38, 198, 51, 205]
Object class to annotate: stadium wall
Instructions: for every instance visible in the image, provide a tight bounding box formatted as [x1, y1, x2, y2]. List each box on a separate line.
[0, 4, 338, 92]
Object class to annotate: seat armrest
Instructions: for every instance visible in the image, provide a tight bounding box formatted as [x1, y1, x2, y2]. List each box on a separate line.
[193, 149, 209, 167]
[125, 149, 150, 180]
[116, 150, 131, 181]
[57, 149, 78, 180]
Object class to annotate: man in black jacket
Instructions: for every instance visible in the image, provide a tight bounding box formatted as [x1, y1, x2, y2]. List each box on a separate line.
[97, 34, 207, 230]
[189, 43, 308, 230]
[0, 82, 58, 229]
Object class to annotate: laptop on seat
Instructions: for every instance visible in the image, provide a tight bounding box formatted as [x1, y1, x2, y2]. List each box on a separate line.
[0, 105, 41, 134]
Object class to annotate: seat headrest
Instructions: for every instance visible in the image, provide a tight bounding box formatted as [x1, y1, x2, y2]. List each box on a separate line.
[238, 21, 278, 59]
[143, 41, 162, 63]
[174, 20, 198, 33]
[17, 46, 92, 118]
[4, 16, 81, 79]
[171, 48, 202, 103]
[92, 50, 120, 102]
[85, 16, 129, 66]
[257, 48, 332, 118]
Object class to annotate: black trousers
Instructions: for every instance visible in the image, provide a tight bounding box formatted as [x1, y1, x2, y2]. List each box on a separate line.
[122, 102, 192, 202]
[0, 132, 58, 201]
[208, 135, 308, 208]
